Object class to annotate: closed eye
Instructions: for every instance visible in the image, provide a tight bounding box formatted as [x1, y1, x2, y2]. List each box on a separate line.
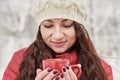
[63, 23, 74, 28]
[44, 25, 53, 28]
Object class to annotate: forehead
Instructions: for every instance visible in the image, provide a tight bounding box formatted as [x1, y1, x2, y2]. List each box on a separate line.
[41, 18, 73, 23]
[48, 18, 65, 21]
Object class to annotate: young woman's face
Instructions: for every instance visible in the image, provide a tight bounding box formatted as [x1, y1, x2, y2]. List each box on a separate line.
[40, 18, 76, 54]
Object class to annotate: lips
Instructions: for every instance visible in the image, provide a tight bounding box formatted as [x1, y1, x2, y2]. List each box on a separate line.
[51, 41, 67, 47]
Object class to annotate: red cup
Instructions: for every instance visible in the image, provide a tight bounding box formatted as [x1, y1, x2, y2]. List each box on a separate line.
[42, 58, 81, 78]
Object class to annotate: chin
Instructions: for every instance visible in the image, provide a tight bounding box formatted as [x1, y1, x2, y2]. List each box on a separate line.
[54, 50, 66, 54]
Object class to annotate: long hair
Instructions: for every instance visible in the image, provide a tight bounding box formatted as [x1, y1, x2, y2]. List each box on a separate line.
[15, 22, 107, 80]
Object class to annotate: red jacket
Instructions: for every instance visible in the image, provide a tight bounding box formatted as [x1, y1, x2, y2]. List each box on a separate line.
[2, 48, 113, 80]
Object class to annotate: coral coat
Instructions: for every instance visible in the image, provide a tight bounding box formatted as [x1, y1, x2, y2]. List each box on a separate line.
[2, 48, 113, 80]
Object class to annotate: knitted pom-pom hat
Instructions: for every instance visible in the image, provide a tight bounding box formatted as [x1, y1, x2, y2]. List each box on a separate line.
[31, 0, 88, 26]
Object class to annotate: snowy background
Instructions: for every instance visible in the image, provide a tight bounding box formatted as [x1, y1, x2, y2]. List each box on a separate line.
[0, 0, 120, 79]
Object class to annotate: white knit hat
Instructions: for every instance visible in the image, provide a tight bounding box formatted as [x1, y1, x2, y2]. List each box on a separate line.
[31, 0, 88, 26]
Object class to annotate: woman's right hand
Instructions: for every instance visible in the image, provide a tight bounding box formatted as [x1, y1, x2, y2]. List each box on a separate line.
[35, 68, 58, 80]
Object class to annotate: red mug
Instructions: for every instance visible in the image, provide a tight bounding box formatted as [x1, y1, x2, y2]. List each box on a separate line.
[42, 58, 81, 78]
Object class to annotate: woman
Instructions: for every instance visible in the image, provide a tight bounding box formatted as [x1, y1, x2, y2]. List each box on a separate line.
[2, 0, 113, 80]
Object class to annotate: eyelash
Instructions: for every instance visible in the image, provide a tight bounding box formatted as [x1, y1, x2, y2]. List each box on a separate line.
[44, 23, 73, 28]
[64, 23, 73, 28]
[44, 25, 53, 28]
[64, 25, 72, 28]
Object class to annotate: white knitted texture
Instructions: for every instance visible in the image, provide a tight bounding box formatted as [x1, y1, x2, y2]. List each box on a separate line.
[32, 0, 87, 26]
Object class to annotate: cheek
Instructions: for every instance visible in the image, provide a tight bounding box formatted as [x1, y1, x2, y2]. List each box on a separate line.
[40, 27, 51, 40]
[71, 33, 76, 42]
[72, 30, 76, 37]
[69, 29, 76, 43]
[40, 27, 46, 40]
[68, 29, 76, 39]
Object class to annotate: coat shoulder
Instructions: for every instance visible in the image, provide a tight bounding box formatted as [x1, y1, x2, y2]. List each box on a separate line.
[101, 59, 113, 80]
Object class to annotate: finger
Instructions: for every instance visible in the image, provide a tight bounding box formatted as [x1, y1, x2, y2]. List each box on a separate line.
[60, 73, 65, 80]
[35, 68, 52, 80]
[66, 66, 77, 80]
[72, 64, 81, 74]
[53, 76, 60, 80]
[43, 70, 59, 80]
[36, 69, 42, 75]
[62, 67, 71, 80]
[71, 64, 82, 79]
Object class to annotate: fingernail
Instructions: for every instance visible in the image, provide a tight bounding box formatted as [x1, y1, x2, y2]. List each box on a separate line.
[66, 66, 69, 70]
[55, 77, 60, 80]
[61, 74, 64, 78]
[63, 68, 66, 72]
[53, 70, 58, 74]
[47, 68, 52, 72]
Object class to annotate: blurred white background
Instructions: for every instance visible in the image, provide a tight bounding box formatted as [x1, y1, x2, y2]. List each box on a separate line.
[0, 0, 120, 79]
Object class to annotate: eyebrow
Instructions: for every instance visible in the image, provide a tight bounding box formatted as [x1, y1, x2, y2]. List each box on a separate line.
[45, 19, 69, 22]
[45, 20, 53, 22]
[61, 19, 69, 22]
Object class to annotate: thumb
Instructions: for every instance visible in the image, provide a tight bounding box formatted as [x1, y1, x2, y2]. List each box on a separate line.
[36, 69, 42, 75]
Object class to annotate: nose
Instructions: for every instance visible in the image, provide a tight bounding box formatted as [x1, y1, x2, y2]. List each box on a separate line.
[52, 28, 64, 40]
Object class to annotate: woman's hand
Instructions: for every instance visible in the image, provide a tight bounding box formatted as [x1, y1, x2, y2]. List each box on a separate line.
[35, 68, 58, 80]
[54, 66, 78, 80]
[62, 66, 78, 80]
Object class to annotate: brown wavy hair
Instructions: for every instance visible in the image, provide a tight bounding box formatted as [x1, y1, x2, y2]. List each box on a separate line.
[15, 22, 107, 80]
